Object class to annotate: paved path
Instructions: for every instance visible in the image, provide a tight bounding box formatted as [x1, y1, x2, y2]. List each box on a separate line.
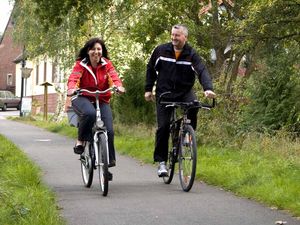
[0, 117, 299, 225]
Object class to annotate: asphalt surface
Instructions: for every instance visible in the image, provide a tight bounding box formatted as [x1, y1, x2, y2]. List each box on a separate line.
[0, 111, 299, 225]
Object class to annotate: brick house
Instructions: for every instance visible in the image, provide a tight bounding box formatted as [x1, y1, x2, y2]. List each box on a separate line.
[0, 11, 64, 114]
[14, 55, 62, 114]
[0, 14, 22, 94]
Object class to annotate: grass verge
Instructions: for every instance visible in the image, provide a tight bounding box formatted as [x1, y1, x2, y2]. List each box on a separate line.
[10, 116, 300, 217]
[114, 123, 300, 217]
[0, 134, 65, 225]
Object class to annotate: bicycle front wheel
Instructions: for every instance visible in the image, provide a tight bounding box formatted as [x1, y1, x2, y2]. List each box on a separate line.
[178, 125, 197, 192]
[80, 143, 94, 187]
[98, 133, 109, 196]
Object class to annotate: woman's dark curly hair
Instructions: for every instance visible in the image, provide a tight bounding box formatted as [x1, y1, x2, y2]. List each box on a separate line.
[77, 37, 109, 62]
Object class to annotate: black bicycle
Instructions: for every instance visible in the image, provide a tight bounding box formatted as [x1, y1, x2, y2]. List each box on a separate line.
[158, 92, 215, 192]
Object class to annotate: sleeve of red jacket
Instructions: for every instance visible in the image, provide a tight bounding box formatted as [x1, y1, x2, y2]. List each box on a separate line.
[67, 61, 83, 90]
[106, 61, 123, 87]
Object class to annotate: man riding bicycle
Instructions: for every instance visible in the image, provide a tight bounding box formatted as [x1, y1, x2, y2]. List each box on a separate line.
[144, 24, 216, 177]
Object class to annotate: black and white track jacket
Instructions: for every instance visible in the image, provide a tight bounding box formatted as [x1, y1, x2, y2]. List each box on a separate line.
[145, 42, 213, 99]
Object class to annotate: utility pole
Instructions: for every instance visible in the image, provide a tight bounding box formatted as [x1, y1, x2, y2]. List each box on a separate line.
[19, 55, 25, 117]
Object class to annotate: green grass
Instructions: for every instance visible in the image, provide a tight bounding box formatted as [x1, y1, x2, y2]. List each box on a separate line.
[114, 123, 300, 217]
[11, 116, 77, 139]
[198, 146, 299, 214]
[114, 123, 155, 164]
[0, 134, 65, 225]
[10, 116, 300, 217]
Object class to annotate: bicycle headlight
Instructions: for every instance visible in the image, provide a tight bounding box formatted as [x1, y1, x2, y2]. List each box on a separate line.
[96, 118, 104, 128]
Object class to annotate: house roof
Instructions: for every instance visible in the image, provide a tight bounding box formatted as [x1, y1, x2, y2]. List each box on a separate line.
[13, 53, 25, 64]
[0, 12, 13, 45]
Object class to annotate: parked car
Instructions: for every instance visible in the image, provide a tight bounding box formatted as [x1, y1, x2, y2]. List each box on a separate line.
[0, 90, 21, 111]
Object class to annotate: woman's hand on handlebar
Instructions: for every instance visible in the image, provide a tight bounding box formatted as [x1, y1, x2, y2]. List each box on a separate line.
[116, 86, 126, 94]
[67, 88, 77, 96]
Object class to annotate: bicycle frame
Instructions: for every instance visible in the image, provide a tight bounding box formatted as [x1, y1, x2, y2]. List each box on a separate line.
[167, 104, 195, 166]
[93, 130, 109, 168]
[92, 91, 109, 169]
[163, 94, 215, 151]
[77, 87, 117, 166]
[168, 105, 190, 131]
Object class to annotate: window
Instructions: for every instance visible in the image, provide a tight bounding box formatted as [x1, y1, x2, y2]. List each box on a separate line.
[36, 64, 39, 85]
[52, 62, 57, 83]
[6, 91, 14, 98]
[44, 61, 47, 82]
[7, 74, 13, 86]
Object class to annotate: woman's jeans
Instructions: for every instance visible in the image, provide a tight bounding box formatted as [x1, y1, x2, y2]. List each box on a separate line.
[72, 96, 116, 162]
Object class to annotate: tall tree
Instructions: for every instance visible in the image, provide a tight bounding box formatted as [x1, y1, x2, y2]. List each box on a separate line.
[12, 0, 300, 129]
[128, 0, 300, 94]
[12, 0, 146, 120]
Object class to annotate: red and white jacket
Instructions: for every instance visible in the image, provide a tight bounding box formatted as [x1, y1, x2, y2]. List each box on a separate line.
[67, 57, 122, 103]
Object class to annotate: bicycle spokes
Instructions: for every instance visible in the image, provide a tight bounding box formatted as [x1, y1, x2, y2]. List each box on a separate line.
[179, 126, 197, 192]
[180, 142, 194, 180]
[80, 155, 89, 168]
[80, 144, 94, 188]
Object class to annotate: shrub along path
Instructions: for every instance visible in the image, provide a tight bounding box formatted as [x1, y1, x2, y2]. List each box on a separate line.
[0, 118, 299, 225]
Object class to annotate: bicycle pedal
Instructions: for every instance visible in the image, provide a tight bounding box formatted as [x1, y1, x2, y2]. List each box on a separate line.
[158, 172, 168, 177]
[106, 172, 113, 181]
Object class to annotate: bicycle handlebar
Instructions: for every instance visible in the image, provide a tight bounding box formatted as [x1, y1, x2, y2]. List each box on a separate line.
[158, 91, 216, 110]
[75, 86, 118, 96]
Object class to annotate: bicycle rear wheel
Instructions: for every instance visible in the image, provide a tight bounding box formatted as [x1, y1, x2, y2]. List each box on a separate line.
[98, 133, 109, 196]
[163, 128, 177, 184]
[178, 125, 197, 192]
[80, 143, 94, 187]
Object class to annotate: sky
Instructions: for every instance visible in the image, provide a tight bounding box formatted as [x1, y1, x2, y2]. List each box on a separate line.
[0, 0, 14, 34]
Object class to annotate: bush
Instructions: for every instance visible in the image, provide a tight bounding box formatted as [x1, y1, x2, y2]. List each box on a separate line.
[113, 58, 156, 125]
[242, 43, 300, 135]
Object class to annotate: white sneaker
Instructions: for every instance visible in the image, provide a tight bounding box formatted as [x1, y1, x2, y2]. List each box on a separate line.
[157, 161, 168, 177]
[183, 133, 190, 146]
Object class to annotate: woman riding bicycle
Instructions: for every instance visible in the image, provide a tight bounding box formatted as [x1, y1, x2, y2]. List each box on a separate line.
[67, 38, 125, 175]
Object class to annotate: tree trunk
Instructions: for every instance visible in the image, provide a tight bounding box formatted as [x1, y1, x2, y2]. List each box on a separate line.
[50, 64, 67, 122]
[225, 53, 243, 95]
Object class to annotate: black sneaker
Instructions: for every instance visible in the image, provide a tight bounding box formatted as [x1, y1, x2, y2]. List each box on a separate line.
[108, 160, 116, 168]
[73, 145, 84, 154]
[107, 171, 113, 181]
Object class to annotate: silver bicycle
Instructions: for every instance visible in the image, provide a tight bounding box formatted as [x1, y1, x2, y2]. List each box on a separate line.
[75, 86, 117, 196]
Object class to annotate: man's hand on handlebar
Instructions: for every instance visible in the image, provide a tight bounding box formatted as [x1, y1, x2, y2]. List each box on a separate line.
[204, 90, 216, 99]
[145, 91, 155, 102]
